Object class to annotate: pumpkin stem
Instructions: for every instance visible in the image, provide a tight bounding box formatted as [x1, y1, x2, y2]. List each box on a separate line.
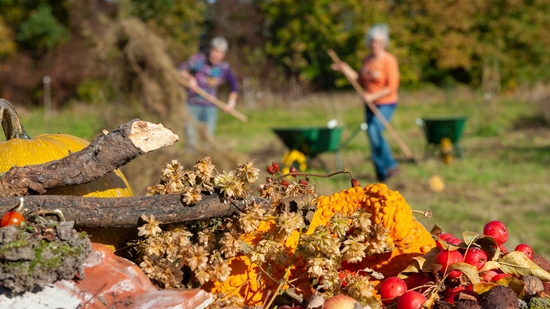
[1, 98, 31, 140]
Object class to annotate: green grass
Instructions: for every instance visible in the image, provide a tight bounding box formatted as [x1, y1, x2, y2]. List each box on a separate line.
[8, 89, 550, 258]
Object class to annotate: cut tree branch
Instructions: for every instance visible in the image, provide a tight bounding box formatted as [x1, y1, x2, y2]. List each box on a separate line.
[0, 119, 179, 197]
[0, 194, 271, 228]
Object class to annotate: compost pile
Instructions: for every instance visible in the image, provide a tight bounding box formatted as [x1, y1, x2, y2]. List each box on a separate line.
[133, 157, 550, 309]
[0, 220, 91, 294]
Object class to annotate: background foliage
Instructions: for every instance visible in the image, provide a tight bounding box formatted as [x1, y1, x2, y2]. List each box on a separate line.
[0, 0, 549, 107]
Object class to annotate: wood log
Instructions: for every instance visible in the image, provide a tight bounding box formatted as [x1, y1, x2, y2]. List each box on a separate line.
[0, 119, 179, 197]
[0, 194, 271, 228]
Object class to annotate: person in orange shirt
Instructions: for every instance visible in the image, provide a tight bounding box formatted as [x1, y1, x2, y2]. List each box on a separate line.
[332, 24, 400, 182]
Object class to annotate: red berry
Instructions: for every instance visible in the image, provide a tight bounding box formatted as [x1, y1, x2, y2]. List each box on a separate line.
[464, 247, 488, 270]
[271, 161, 280, 172]
[289, 166, 298, 177]
[280, 179, 290, 187]
[436, 249, 464, 279]
[351, 178, 361, 187]
[267, 165, 275, 174]
[299, 179, 308, 186]
[515, 244, 533, 260]
[483, 220, 509, 245]
[379, 277, 408, 306]
[397, 290, 427, 309]
[1, 210, 25, 227]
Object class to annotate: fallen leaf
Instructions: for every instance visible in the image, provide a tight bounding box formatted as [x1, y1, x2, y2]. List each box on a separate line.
[500, 251, 550, 282]
[448, 262, 480, 284]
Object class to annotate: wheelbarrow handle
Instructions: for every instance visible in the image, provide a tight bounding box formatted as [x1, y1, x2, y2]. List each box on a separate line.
[327, 49, 415, 161]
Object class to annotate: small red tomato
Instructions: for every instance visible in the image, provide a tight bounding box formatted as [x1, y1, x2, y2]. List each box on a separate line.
[1, 210, 25, 227]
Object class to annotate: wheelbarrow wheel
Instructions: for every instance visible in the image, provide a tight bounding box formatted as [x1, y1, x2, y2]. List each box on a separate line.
[281, 149, 307, 173]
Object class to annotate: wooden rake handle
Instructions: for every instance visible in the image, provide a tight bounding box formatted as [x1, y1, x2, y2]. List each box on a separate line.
[327, 49, 415, 160]
[179, 78, 248, 123]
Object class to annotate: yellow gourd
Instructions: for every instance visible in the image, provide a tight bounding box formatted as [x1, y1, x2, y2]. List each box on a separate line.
[0, 98, 133, 198]
[1, 99, 134, 250]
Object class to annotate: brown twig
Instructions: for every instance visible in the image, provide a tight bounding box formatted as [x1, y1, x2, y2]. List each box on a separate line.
[0, 119, 179, 197]
[0, 194, 272, 228]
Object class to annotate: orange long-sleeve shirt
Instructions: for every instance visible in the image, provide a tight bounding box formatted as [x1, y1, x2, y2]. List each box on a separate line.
[358, 51, 400, 105]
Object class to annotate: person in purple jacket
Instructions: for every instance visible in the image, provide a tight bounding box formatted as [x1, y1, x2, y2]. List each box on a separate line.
[178, 36, 239, 150]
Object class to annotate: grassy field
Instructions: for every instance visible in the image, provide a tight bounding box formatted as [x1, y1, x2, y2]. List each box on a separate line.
[15, 88, 550, 257]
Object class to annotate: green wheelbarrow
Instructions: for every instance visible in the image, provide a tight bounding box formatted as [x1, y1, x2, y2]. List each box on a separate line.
[416, 116, 468, 160]
[273, 122, 367, 172]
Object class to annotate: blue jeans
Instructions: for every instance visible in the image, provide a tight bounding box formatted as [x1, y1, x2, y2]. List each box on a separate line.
[186, 104, 218, 149]
[365, 104, 398, 180]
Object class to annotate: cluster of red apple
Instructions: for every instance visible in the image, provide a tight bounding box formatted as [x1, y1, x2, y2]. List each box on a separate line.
[377, 220, 534, 309]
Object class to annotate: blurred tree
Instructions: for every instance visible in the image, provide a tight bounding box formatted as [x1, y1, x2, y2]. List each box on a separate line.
[257, 0, 389, 89]
[16, 4, 70, 52]
[118, 0, 207, 62]
[389, 0, 550, 88]
[0, 17, 16, 57]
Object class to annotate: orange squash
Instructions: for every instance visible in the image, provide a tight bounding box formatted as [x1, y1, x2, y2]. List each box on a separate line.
[202, 219, 313, 306]
[205, 183, 435, 306]
[308, 183, 435, 278]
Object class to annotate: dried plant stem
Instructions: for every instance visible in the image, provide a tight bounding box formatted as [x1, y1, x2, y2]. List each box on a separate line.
[264, 228, 303, 309]
[274, 169, 354, 181]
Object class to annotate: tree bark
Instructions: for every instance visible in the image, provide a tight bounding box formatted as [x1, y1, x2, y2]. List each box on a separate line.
[0, 119, 179, 197]
[0, 194, 271, 228]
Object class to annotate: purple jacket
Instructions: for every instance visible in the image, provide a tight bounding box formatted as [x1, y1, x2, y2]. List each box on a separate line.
[178, 53, 238, 106]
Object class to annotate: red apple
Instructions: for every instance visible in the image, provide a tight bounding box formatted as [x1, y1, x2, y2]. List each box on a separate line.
[323, 294, 359, 309]
[397, 290, 427, 309]
[439, 233, 455, 241]
[491, 273, 512, 283]
[436, 249, 464, 278]
[483, 220, 509, 245]
[480, 270, 498, 282]
[446, 237, 462, 246]
[406, 273, 432, 293]
[464, 247, 488, 270]
[515, 243, 534, 260]
[436, 234, 462, 249]
[443, 285, 465, 297]
[379, 276, 408, 306]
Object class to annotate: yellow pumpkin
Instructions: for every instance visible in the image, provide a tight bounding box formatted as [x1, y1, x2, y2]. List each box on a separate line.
[1, 99, 134, 250]
[0, 99, 133, 197]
